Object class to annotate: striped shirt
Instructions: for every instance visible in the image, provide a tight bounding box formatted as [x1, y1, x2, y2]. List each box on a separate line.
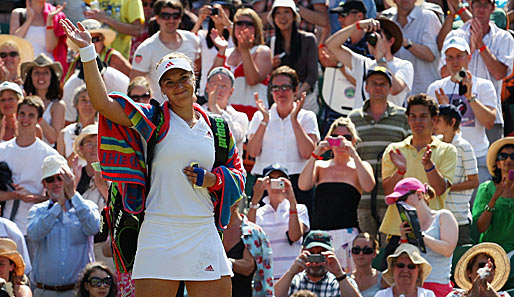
[348, 100, 410, 209]
[442, 133, 478, 225]
[289, 271, 360, 297]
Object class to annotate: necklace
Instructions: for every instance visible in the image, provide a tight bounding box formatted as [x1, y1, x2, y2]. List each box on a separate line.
[185, 111, 199, 128]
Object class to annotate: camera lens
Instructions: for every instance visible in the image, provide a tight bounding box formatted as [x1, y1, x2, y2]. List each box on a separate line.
[458, 70, 466, 78]
[367, 32, 377, 46]
[211, 8, 219, 15]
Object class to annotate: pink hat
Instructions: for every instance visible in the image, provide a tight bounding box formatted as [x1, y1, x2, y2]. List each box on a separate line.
[385, 177, 427, 205]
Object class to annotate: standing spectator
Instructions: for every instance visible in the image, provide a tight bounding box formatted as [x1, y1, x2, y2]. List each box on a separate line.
[298, 117, 375, 270]
[131, 0, 200, 103]
[127, 76, 152, 104]
[84, 0, 145, 59]
[326, 17, 414, 107]
[0, 238, 32, 297]
[350, 233, 385, 297]
[21, 53, 65, 146]
[0, 35, 34, 85]
[76, 262, 118, 297]
[433, 104, 479, 245]
[27, 155, 100, 297]
[327, 0, 376, 35]
[0, 82, 25, 142]
[268, 0, 319, 113]
[348, 67, 410, 239]
[247, 66, 319, 216]
[473, 137, 514, 254]
[0, 96, 58, 236]
[442, 0, 514, 143]
[428, 36, 496, 188]
[9, 0, 69, 75]
[380, 0, 442, 96]
[210, 7, 273, 118]
[248, 164, 309, 281]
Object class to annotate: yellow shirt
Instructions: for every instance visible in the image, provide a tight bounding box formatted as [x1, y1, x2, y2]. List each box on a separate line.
[379, 136, 457, 235]
[98, 0, 144, 59]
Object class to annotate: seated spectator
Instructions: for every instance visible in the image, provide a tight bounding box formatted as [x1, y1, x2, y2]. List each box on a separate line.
[350, 233, 385, 297]
[433, 104, 479, 245]
[274, 230, 361, 297]
[377, 244, 434, 297]
[76, 262, 118, 297]
[326, 17, 414, 107]
[247, 66, 319, 216]
[473, 137, 514, 254]
[202, 67, 249, 155]
[450, 242, 511, 297]
[27, 155, 100, 297]
[0, 217, 31, 275]
[0, 82, 24, 142]
[268, 0, 319, 113]
[298, 117, 375, 270]
[127, 76, 152, 104]
[64, 19, 131, 81]
[9, 0, 68, 74]
[0, 35, 34, 85]
[223, 200, 273, 297]
[210, 7, 273, 117]
[290, 290, 319, 297]
[386, 178, 458, 297]
[21, 54, 65, 146]
[0, 238, 31, 297]
[248, 164, 309, 281]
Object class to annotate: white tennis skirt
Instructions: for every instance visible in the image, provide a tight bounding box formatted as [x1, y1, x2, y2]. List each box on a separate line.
[131, 218, 233, 280]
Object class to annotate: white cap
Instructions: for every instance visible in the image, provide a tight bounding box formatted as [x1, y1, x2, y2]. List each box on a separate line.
[0, 81, 23, 97]
[267, 0, 300, 26]
[41, 155, 71, 181]
[442, 36, 470, 55]
[155, 57, 194, 85]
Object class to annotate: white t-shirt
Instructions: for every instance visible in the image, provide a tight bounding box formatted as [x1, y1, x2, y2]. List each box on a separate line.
[348, 52, 414, 107]
[0, 138, 58, 234]
[0, 217, 31, 274]
[132, 31, 200, 103]
[427, 76, 496, 157]
[256, 197, 309, 280]
[375, 287, 436, 297]
[248, 105, 320, 175]
[63, 67, 129, 122]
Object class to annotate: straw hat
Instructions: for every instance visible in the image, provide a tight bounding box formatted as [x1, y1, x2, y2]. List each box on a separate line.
[486, 137, 514, 176]
[20, 53, 63, 81]
[454, 242, 510, 291]
[73, 124, 98, 160]
[66, 19, 116, 52]
[382, 244, 432, 287]
[0, 238, 25, 276]
[0, 35, 34, 64]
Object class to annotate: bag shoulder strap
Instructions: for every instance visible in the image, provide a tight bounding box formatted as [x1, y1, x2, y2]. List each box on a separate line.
[144, 99, 163, 195]
[207, 113, 230, 168]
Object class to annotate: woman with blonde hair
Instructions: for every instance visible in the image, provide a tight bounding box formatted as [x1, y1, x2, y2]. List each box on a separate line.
[127, 76, 152, 104]
[298, 117, 375, 271]
[0, 35, 34, 85]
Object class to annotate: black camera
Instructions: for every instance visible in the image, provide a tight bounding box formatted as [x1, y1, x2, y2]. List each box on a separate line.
[367, 32, 378, 46]
[211, 7, 219, 16]
[307, 254, 326, 263]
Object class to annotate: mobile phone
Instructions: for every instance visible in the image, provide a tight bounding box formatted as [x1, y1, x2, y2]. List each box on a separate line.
[211, 7, 219, 15]
[270, 179, 285, 190]
[190, 162, 200, 188]
[307, 254, 326, 263]
[509, 169, 514, 181]
[327, 137, 341, 147]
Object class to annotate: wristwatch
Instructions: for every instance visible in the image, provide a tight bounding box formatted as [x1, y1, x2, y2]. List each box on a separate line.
[336, 61, 343, 68]
[467, 95, 477, 103]
[404, 38, 413, 50]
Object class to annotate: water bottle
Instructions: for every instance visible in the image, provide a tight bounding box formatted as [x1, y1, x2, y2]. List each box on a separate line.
[106, 5, 112, 17]
[114, 7, 121, 20]
[90, 0, 100, 10]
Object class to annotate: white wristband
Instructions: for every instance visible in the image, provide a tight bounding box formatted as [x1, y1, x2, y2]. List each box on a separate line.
[79, 44, 97, 63]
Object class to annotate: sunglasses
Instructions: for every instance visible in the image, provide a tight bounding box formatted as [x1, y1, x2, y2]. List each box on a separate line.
[395, 262, 417, 270]
[88, 276, 113, 287]
[142, 1, 153, 7]
[44, 175, 62, 183]
[270, 84, 293, 92]
[330, 134, 353, 141]
[130, 92, 151, 102]
[91, 36, 103, 43]
[351, 246, 374, 255]
[159, 12, 181, 20]
[396, 190, 416, 203]
[235, 20, 254, 27]
[0, 51, 19, 58]
[497, 152, 514, 161]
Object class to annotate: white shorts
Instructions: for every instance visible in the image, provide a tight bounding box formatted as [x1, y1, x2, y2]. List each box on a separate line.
[327, 228, 359, 272]
[131, 218, 233, 280]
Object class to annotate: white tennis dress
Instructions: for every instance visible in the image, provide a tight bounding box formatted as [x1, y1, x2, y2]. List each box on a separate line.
[131, 109, 233, 280]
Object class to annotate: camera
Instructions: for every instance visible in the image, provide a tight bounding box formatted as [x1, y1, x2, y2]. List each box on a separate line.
[307, 254, 326, 263]
[327, 137, 341, 147]
[367, 32, 378, 46]
[270, 179, 285, 190]
[454, 67, 466, 83]
[211, 7, 219, 16]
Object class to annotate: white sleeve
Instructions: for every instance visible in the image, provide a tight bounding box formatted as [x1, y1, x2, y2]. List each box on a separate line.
[494, 32, 514, 77]
[131, 42, 152, 73]
[426, 81, 439, 102]
[248, 111, 264, 136]
[297, 204, 310, 230]
[299, 110, 320, 140]
[477, 79, 497, 108]
[394, 60, 414, 92]
[421, 12, 442, 58]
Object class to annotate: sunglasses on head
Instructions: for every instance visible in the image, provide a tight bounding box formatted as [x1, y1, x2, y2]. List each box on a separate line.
[351, 246, 374, 255]
[330, 134, 353, 141]
[235, 20, 254, 27]
[88, 276, 112, 287]
[270, 84, 293, 92]
[497, 152, 514, 161]
[44, 175, 62, 183]
[91, 36, 103, 43]
[130, 92, 151, 102]
[395, 262, 417, 269]
[159, 12, 181, 20]
[0, 51, 19, 58]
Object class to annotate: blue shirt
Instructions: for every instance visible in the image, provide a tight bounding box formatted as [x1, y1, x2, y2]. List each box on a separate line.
[27, 193, 100, 286]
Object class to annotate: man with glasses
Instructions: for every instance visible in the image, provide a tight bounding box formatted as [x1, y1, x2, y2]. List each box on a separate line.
[274, 231, 362, 297]
[27, 154, 100, 297]
[348, 67, 410, 241]
[131, 0, 200, 103]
